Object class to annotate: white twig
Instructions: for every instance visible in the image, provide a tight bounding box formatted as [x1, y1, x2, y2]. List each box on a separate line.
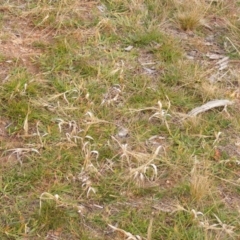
[187, 99, 234, 117]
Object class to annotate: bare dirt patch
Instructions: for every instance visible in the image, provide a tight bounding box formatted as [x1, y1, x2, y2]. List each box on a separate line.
[0, 18, 51, 76]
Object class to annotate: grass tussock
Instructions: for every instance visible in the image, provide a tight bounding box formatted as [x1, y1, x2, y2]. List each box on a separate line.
[173, 0, 209, 31]
[0, 0, 240, 239]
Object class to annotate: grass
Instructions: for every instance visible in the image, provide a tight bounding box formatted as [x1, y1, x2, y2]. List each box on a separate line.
[0, 0, 240, 239]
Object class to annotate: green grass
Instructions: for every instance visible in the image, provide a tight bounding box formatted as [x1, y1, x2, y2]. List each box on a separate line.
[0, 0, 240, 239]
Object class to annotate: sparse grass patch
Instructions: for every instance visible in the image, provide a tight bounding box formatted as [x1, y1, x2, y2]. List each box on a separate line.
[127, 29, 165, 47]
[26, 0, 100, 30]
[1, 0, 240, 239]
[37, 38, 98, 76]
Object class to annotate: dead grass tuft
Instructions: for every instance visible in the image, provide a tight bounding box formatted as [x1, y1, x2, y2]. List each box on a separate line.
[174, 0, 209, 31]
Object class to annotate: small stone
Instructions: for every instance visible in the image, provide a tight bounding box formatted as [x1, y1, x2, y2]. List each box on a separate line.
[117, 127, 129, 138]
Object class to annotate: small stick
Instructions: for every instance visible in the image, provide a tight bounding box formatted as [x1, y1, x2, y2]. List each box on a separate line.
[188, 99, 234, 117]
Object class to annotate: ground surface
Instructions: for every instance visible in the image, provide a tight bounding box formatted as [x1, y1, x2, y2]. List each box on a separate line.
[1, 0, 240, 239]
